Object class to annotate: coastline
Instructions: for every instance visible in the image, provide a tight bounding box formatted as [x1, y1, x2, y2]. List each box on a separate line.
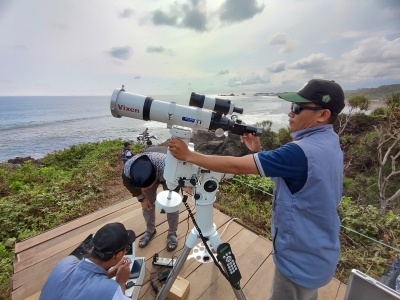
[1, 100, 387, 164]
[369, 100, 386, 110]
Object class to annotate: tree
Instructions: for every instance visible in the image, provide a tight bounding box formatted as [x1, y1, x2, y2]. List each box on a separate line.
[338, 94, 371, 136]
[374, 93, 400, 214]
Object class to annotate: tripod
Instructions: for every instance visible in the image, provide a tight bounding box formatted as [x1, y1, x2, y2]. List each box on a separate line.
[154, 128, 246, 300]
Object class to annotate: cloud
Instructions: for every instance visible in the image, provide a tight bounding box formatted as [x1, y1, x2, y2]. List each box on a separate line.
[267, 35, 400, 89]
[147, 45, 166, 53]
[52, 23, 68, 31]
[340, 36, 400, 80]
[146, 45, 175, 56]
[134, 76, 141, 79]
[267, 33, 298, 53]
[267, 61, 286, 73]
[334, 30, 371, 39]
[181, 6, 207, 31]
[0, 0, 12, 20]
[119, 8, 135, 18]
[153, 9, 178, 26]
[343, 36, 400, 64]
[288, 53, 334, 74]
[218, 69, 229, 75]
[152, 1, 207, 32]
[219, 0, 265, 23]
[107, 46, 133, 60]
[151, 0, 264, 31]
[228, 72, 269, 87]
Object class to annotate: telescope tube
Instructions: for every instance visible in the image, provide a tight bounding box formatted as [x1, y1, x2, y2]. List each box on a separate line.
[111, 89, 213, 131]
[110, 89, 262, 136]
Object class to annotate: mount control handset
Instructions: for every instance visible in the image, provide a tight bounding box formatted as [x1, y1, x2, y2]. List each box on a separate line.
[217, 242, 242, 285]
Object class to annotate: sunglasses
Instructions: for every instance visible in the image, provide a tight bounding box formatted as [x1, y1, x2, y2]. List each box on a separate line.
[291, 103, 325, 115]
[124, 244, 131, 254]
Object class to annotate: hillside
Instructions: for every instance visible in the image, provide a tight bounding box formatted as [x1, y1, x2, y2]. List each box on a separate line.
[344, 83, 400, 100]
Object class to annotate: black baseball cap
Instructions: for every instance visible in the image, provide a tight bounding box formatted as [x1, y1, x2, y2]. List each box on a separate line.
[278, 79, 345, 114]
[129, 155, 156, 188]
[124, 142, 131, 147]
[92, 223, 136, 258]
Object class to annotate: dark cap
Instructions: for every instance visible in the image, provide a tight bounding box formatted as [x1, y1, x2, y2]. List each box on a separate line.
[92, 222, 136, 258]
[130, 155, 156, 188]
[278, 79, 345, 114]
[124, 142, 131, 147]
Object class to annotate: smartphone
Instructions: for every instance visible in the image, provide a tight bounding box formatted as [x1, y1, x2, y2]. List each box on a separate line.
[130, 258, 143, 279]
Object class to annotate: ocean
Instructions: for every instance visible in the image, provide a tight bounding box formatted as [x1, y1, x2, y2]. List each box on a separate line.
[0, 93, 292, 162]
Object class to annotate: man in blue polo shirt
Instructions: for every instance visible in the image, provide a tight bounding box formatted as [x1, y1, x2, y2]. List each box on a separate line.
[167, 79, 345, 300]
[40, 222, 136, 300]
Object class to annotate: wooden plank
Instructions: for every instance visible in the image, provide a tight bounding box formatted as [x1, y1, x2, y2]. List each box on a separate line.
[319, 278, 341, 300]
[13, 212, 142, 291]
[12, 202, 192, 293]
[178, 219, 244, 280]
[13, 198, 190, 275]
[15, 198, 138, 253]
[12, 202, 193, 300]
[138, 211, 235, 300]
[196, 230, 268, 300]
[13, 203, 140, 274]
[14, 200, 137, 269]
[336, 282, 347, 300]
[14, 185, 176, 253]
[12, 244, 77, 300]
[241, 251, 274, 299]
[12, 214, 144, 300]
[184, 229, 257, 299]
[24, 291, 41, 300]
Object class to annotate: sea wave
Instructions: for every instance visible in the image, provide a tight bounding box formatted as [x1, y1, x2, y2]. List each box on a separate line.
[0, 114, 111, 131]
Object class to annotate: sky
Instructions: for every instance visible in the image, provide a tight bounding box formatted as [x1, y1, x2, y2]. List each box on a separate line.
[0, 0, 399, 96]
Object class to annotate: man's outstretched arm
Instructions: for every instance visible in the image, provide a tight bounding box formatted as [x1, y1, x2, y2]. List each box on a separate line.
[168, 138, 259, 175]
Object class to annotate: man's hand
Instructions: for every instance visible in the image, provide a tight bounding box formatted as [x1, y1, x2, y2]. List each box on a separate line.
[107, 257, 131, 279]
[115, 257, 131, 270]
[241, 133, 262, 152]
[115, 260, 131, 293]
[141, 198, 152, 210]
[168, 138, 191, 161]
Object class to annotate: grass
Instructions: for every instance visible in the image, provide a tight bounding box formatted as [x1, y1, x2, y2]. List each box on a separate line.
[0, 140, 144, 300]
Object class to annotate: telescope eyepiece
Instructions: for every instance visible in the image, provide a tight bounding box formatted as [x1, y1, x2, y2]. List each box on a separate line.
[233, 107, 244, 114]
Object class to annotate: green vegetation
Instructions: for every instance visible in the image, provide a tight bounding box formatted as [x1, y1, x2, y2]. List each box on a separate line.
[1, 91, 400, 299]
[0, 140, 145, 299]
[217, 176, 400, 283]
[344, 83, 400, 100]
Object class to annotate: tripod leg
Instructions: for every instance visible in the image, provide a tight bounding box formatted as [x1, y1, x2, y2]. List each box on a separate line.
[155, 245, 192, 300]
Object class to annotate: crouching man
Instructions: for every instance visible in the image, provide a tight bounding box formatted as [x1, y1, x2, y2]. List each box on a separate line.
[39, 222, 136, 300]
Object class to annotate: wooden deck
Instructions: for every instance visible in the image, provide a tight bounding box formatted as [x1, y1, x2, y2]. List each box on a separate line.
[12, 196, 347, 300]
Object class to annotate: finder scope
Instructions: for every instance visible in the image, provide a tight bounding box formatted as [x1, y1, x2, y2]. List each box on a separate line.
[189, 93, 244, 115]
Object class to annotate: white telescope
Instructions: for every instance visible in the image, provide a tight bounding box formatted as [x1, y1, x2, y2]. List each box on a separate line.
[111, 87, 262, 212]
[110, 89, 262, 136]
